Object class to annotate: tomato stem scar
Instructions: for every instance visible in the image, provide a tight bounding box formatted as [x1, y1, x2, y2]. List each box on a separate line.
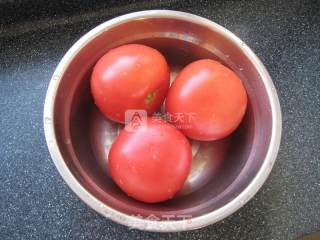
[144, 91, 157, 104]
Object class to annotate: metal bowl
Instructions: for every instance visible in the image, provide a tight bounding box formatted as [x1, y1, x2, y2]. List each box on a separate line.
[44, 10, 282, 232]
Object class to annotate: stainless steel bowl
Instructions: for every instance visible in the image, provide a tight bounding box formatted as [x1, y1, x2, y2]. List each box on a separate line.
[44, 10, 282, 232]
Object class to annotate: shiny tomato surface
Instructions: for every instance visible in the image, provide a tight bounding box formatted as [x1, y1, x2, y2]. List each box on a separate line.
[166, 59, 247, 141]
[108, 118, 192, 203]
[91, 44, 169, 123]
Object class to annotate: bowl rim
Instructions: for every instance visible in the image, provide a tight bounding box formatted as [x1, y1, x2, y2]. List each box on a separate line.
[43, 10, 282, 232]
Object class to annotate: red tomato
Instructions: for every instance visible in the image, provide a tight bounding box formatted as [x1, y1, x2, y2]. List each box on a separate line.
[91, 44, 169, 123]
[108, 118, 192, 203]
[166, 59, 247, 141]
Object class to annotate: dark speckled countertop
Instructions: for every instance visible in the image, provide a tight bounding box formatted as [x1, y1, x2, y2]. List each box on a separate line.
[0, 0, 319, 239]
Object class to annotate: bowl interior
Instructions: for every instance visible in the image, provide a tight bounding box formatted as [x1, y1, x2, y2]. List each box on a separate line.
[53, 17, 272, 220]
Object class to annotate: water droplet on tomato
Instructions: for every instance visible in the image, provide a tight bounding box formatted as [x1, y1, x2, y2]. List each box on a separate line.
[119, 179, 123, 185]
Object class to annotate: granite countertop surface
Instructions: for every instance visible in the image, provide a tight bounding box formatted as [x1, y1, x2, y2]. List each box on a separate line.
[0, 0, 319, 239]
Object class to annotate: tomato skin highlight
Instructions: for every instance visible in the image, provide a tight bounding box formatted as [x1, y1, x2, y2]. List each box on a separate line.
[91, 44, 170, 123]
[166, 59, 247, 141]
[108, 118, 192, 203]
